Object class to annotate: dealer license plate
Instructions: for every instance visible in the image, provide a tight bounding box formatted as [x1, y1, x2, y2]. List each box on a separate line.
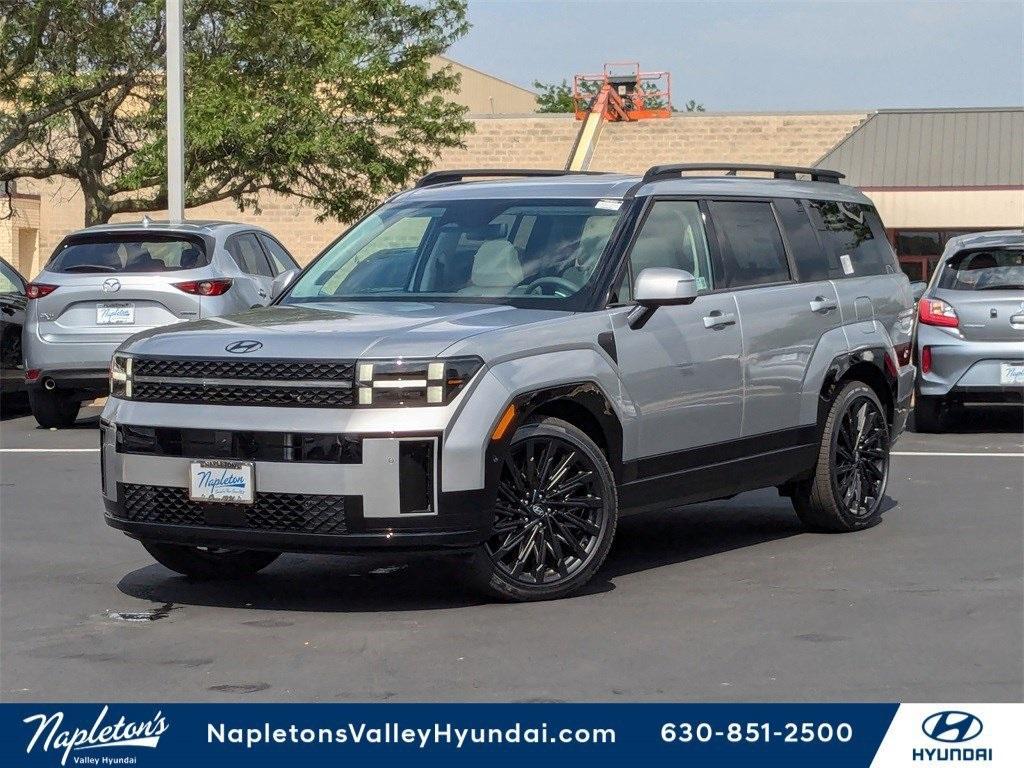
[1000, 363, 1024, 386]
[96, 302, 135, 325]
[189, 460, 254, 504]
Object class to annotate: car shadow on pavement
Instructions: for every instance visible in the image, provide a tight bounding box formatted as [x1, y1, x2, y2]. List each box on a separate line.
[115, 490, 874, 611]
[941, 405, 1023, 434]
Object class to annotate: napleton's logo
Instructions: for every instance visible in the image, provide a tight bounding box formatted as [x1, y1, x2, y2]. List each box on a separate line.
[22, 706, 168, 765]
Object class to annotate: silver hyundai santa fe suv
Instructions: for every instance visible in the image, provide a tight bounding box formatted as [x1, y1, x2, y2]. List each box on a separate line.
[23, 221, 298, 428]
[100, 165, 916, 601]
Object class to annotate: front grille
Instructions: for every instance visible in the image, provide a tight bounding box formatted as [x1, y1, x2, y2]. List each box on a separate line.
[119, 483, 350, 535]
[132, 381, 355, 408]
[130, 356, 356, 408]
[133, 357, 354, 381]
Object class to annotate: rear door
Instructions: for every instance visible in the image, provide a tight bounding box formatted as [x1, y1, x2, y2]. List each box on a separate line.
[33, 233, 205, 344]
[933, 246, 1024, 342]
[707, 198, 840, 436]
[226, 232, 275, 307]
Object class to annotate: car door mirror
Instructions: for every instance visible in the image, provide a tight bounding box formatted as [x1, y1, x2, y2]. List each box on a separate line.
[910, 281, 928, 302]
[271, 269, 300, 300]
[628, 268, 698, 329]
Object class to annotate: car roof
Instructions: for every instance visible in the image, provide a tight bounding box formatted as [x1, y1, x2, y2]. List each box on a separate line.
[943, 229, 1024, 253]
[396, 171, 874, 205]
[65, 219, 265, 238]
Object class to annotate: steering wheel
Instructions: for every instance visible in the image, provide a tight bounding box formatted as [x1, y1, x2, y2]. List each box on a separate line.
[518, 276, 578, 297]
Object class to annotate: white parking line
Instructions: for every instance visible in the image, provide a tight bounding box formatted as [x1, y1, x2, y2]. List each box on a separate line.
[0, 448, 100, 453]
[892, 451, 1023, 457]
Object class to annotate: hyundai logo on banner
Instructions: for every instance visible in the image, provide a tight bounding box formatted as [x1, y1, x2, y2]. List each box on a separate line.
[921, 711, 983, 743]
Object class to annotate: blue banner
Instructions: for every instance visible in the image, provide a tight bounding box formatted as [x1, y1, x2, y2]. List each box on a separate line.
[1, 703, 904, 766]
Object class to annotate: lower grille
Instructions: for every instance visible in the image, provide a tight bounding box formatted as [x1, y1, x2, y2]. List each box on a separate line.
[119, 483, 350, 535]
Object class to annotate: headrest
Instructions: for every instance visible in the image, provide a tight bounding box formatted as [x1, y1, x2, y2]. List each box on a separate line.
[470, 240, 524, 287]
[179, 247, 201, 269]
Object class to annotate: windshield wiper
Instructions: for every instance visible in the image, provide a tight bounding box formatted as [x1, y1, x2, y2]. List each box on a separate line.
[63, 264, 120, 273]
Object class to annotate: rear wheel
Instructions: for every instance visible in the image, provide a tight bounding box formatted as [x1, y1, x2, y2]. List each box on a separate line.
[28, 387, 81, 428]
[912, 394, 945, 433]
[792, 381, 890, 532]
[141, 541, 280, 580]
[470, 417, 617, 601]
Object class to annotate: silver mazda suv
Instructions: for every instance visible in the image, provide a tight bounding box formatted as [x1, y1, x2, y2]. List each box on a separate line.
[23, 220, 298, 427]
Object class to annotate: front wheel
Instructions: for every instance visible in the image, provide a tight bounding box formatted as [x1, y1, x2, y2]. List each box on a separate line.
[141, 541, 280, 580]
[792, 381, 891, 532]
[470, 417, 617, 601]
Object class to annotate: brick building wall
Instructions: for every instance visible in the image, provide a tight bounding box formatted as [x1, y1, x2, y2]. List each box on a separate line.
[13, 112, 864, 275]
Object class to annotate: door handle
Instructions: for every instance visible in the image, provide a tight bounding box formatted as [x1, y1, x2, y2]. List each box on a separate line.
[809, 296, 837, 313]
[703, 310, 736, 329]
[257, 289, 269, 299]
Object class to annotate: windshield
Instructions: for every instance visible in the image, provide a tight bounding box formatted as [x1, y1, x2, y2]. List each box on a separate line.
[47, 235, 210, 274]
[937, 247, 1024, 291]
[284, 198, 622, 306]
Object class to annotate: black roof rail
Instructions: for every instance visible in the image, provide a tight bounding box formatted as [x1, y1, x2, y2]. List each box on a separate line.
[639, 163, 845, 186]
[415, 168, 608, 188]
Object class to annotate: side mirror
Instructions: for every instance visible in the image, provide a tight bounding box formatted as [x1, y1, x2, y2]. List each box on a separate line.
[910, 281, 927, 302]
[628, 268, 698, 329]
[270, 268, 300, 300]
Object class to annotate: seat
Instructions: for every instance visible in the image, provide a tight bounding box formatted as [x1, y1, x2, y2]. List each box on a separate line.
[179, 247, 202, 269]
[126, 248, 163, 272]
[458, 240, 524, 296]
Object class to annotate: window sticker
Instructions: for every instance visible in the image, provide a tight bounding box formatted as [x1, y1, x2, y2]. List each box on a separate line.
[840, 254, 855, 275]
[595, 199, 622, 211]
[694, 276, 708, 291]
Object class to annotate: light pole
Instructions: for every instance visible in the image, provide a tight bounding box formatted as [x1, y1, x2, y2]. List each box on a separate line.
[166, 0, 185, 222]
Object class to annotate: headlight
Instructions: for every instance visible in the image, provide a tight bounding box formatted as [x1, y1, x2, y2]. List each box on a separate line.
[355, 357, 482, 407]
[110, 354, 133, 399]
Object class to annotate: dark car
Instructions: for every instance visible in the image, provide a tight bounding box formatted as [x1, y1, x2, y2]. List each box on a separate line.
[0, 257, 28, 398]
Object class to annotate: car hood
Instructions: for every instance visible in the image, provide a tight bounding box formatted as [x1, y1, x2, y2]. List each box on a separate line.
[120, 301, 572, 360]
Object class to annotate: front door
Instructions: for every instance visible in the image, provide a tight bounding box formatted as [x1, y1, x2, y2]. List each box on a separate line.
[612, 199, 744, 461]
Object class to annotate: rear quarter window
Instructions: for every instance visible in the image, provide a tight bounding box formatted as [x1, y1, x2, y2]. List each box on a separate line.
[807, 201, 896, 278]
[48, 235, 209, 273]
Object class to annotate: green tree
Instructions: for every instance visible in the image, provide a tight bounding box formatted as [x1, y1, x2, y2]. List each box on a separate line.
[533, 79, 576, 113]
[1, 0, 471, 225]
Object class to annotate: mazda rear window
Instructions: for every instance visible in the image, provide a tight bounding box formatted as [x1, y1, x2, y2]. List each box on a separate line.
[937, 247, 1024, 291]
[48, 235, 209, 273]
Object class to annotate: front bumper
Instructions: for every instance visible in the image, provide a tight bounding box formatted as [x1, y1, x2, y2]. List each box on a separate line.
[99, 404, 500, 553]
[916, 327, 1024, 398]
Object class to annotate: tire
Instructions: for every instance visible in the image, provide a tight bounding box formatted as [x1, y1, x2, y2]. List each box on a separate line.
[141, 540, 280, 580]
[792, 381, 891, 532]
[470, 417, 617, 601]
[28, 388, 81, 428]
[911, 394, 944, 433]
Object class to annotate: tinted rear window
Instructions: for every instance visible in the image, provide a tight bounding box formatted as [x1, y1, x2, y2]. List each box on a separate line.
[48, 235, 209, 273]
[807, 201, 895, 278]
[937, 247, 1024, 291]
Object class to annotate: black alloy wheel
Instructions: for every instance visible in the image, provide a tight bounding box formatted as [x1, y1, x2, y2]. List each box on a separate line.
[833, 395, 889, 519]
[473, 418, 617, 600]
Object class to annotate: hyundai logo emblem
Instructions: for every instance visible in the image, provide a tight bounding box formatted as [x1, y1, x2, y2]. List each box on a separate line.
[101, 278, 121, 293]
[225, 339, 263, 354]
[922, 711, 983, 743]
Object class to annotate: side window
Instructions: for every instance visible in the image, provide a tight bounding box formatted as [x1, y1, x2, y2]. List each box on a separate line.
[0, 261, 24, 294]
[229, 233, 273, 277]
[625, 200, 714, 299]
[807, 201, 894, 278]
[257, 234, 297, 274]
[708, 200, 791, 288]
[775, 198, 833, 282]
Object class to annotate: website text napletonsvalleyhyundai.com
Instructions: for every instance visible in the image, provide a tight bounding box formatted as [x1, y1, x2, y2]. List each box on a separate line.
[208, 721, 617, 750]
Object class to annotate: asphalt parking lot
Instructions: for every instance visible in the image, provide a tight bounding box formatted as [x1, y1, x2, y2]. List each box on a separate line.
[1, 399, 1021, 703]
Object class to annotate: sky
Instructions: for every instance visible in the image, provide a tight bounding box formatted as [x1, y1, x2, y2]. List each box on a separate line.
[446, 0, 1024, 111]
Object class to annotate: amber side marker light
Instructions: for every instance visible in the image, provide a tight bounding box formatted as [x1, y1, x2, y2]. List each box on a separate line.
[491, 405, 517, 441]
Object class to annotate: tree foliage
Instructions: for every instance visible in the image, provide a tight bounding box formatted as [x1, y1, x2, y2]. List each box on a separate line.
[533, 79, 575, 113]
[1, 0, 472, 225]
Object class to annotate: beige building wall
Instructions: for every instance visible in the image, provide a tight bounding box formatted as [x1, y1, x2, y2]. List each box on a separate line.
[431, 56, 537, 115]
[0, 194, 41, 275]
[861, 189, 1024, 229]
[589, 112, 869, 172]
